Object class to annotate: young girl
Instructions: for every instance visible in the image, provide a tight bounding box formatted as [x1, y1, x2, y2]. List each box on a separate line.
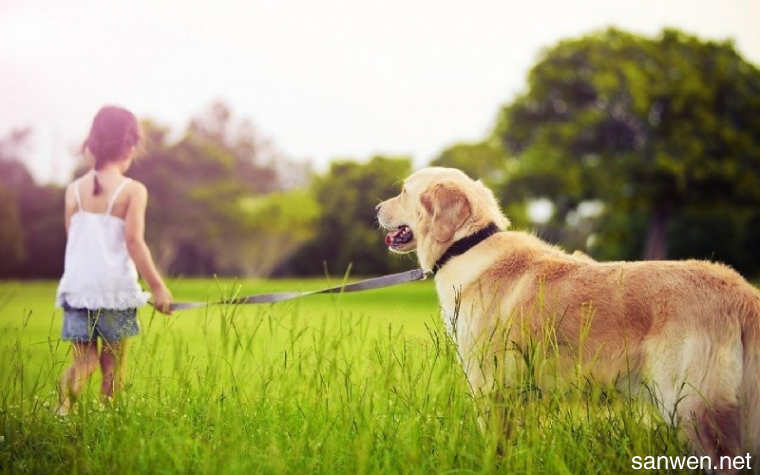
[56, 105, 173, 414]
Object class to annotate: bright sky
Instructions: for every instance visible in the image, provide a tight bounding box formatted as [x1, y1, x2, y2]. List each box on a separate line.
[1, 0, 758, 184]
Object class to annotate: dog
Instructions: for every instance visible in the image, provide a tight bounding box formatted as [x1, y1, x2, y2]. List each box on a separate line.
[376, 166, 760, 469]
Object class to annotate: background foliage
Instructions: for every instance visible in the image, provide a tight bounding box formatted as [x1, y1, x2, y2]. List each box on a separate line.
[2, 27, 759, 279]
[491, 28, 760, 270]
[275, 156, 414, 276]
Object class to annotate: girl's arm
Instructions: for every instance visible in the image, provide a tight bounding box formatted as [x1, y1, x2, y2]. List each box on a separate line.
[124, 182, 173, 314]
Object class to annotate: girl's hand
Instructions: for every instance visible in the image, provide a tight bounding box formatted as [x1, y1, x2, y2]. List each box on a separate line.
[152, 286, 174, 314]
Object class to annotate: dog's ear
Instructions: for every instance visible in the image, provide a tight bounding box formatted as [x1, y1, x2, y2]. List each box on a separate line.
[421, 182, 471, 243]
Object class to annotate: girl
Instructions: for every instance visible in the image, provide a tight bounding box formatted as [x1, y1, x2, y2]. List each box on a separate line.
[56, 105, 173, 414]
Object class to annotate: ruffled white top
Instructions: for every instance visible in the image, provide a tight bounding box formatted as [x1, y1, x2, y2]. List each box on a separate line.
[56, 177, 150, 310]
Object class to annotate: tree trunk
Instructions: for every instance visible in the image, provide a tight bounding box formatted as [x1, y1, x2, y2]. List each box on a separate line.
[643, 206, 669, 260]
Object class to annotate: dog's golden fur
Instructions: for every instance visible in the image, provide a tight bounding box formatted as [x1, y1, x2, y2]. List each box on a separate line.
[377, 167, 760, 469]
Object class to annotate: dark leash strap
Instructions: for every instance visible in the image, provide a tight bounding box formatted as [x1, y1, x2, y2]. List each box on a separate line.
[161, 268, 429, 311]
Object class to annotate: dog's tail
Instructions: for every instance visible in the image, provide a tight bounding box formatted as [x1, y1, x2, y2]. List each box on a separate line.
[741, 290, 760, 463]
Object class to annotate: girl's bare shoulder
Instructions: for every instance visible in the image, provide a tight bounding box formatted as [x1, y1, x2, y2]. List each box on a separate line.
[124, 179, 148, 202]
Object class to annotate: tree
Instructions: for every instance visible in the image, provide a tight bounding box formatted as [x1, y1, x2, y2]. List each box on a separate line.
[494, 28, 760, 260]
[0, 130, 66, 278]
[0, 150, 33, 276]
[277, 156, 413, 276]
[15, 184, 66, 277]
[128, 111, 312, 277]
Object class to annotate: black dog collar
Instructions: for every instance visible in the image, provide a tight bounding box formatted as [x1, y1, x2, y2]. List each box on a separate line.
[432, 222, 500, 274]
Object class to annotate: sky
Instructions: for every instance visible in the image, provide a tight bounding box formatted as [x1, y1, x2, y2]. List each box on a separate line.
[1, 0, 759, 184]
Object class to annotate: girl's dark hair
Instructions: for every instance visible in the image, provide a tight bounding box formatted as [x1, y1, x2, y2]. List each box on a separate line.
[83, 106, 140, 195]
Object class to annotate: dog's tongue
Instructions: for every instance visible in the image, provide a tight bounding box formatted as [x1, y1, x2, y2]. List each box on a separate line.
[385, 226, 411, 247]
[385, 228, 405, 246]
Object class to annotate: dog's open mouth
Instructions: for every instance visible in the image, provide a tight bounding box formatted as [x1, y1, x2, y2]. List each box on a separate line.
[385, 224, 414, 249]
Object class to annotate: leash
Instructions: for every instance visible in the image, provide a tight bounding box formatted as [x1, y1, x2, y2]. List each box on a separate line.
[158, 222, 500, 312]
[161, 268, 429, 311]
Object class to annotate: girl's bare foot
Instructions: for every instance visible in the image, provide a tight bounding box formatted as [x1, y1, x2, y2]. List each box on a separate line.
[55, 399, 71, 416]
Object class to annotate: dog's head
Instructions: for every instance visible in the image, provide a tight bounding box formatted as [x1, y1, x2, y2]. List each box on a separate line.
[376, 167, 509, 272]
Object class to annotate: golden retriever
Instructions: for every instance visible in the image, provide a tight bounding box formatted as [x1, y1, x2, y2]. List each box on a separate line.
[376, 166, 760, 469]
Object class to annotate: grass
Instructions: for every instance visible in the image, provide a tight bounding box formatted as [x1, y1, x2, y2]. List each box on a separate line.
[0, 278, 692, 474]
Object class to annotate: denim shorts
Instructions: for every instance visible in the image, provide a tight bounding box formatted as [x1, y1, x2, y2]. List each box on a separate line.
[61, 304, 140, 343]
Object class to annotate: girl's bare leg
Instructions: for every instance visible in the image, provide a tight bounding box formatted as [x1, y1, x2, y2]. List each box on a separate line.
[99, 339, 127, 399]
[58, 342, 99, 414]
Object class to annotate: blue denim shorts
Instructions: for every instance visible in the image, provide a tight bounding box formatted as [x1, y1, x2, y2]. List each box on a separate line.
[61, 304, 139, 343]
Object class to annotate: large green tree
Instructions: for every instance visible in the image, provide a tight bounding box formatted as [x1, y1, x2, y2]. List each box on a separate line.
[494, 28, 760, 260]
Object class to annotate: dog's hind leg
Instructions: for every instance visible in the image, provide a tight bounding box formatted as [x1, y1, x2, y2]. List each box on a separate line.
[645, 330, 744, 473]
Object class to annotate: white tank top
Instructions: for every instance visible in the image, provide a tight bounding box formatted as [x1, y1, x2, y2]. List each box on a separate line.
[56, 177, 150, 310]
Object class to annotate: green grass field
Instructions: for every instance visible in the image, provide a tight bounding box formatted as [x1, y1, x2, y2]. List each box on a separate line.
[0, 278, 692, 474]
